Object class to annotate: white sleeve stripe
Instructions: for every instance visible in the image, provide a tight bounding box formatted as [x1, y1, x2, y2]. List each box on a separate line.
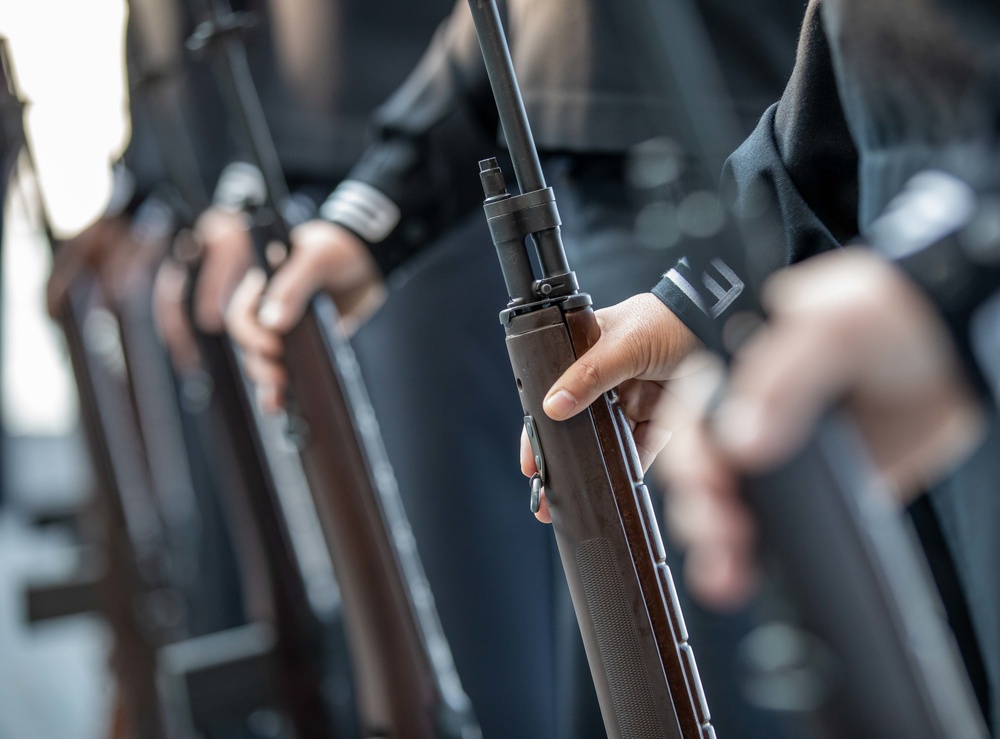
[666, 257, 745, 319]
[703, 274, 729, 302]
[706, 258, 744, 317]
[319, 180, 401, 244]
[665, 268, 709, 314]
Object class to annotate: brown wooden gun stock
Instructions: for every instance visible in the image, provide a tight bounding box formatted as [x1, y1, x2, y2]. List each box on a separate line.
[283, 302, 467, 737]
[190, 314, 347, 738]
[467, 1, 714, 735]
[63, 277, 171, 739]
[504, 271, 712, 739]
[123, 0, 358, 728]
[188, 2, 480, 734]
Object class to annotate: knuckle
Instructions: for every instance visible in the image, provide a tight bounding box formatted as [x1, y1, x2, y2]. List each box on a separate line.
[575, 360, 603, 392]
[624, 333, 652, 375]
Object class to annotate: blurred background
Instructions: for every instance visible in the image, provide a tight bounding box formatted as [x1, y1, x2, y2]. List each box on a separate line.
[1, 1, 128, 735]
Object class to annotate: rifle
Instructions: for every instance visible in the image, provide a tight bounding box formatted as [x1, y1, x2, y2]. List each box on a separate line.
[605, 1, 988, 737]
[467, 4, 713, 738]
[123, 1, 359, 733]
[187, 3, 480, 736]
[1, 39, 172, 739]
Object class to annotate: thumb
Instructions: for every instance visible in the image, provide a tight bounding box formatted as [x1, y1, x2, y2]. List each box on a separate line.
[257, 246, 323, 333]
[542, 337, 641, 421]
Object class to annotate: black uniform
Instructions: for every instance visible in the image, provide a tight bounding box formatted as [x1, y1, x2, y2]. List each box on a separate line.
[126, 0, 456, 687]
[328, 1, 804, 736]
[653, 0, 1000, 731]
[212, 0, 455, 208]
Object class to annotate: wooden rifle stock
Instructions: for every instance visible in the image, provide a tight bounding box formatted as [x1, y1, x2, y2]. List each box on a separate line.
[467, 3, 713, 736]
[283, 300, 476, 738]
[113, 218, 205, 613]
[61, 278, 170, 739]
[122, 0, 357, 725]
[188, 309, 351, 739]
[188, 2, 480, 734]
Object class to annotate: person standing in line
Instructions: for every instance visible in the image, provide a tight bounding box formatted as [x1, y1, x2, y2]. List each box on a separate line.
[225, 1, 805, 735]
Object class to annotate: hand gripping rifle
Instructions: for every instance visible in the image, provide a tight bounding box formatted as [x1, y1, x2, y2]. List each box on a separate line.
[467, 3, 713, 738]
[606, 1, 989, 737]
[187, 3, 481, 737]
[122, 1, 359, 734]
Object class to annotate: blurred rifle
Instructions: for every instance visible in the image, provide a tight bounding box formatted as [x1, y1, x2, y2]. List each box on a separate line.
[607, 1, 988, 737]
[186, 2, 481, 736]
[467, 4, 713, 738]
[124, 0, 360, 734]
[1, 37, 174, 739]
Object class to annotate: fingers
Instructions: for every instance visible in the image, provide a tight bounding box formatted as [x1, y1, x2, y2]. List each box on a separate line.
[633, 418, 673, 473]
[684, 533, 759, 612]
[542, 345, 622, 420]
[654, 356, 758, 610]
[619, 378, 666, 424]
[658, 423, 757, 611]
[152, 260, 200, 372]
[46, 217, 126, 317]
[520, 426, 553, 523]
[257, 245, 326, 333]
[542, 293, 695, 421]
[225, 268, 288, 414]
[709, 253, 883, 471]
[226, 268, 284, 358]
[712, 310, 852, 475]
[715, 250, 933, 475]
[534, 489, 552, 524]
[520, 426, 537, 477]
[258, 220, 382, 333]
[542, 316, 647, 420]
[242, 352, 287, 394]
[335, 280, 388, 335]
[255, 378, 285, 415]
[222, 220, 382, 414]
[193, 210, 252, 333]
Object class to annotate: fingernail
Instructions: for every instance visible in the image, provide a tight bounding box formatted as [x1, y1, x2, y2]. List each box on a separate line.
[543, 389, 578, 419]
[714, 397, 765, 453]
[258, 300, 283, 328]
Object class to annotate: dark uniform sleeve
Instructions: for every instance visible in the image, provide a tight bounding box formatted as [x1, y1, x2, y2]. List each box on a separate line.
[117, 0, 231, 220]
[651, 1, 860, 346]
[317, 1, 503, 276]
[654, 0, 1000, 398]
[111, 19, 170, 218]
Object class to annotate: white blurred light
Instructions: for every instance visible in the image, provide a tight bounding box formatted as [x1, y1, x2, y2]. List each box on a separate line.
[1, 0, 128, 435]
[1, 0, 128, 235]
